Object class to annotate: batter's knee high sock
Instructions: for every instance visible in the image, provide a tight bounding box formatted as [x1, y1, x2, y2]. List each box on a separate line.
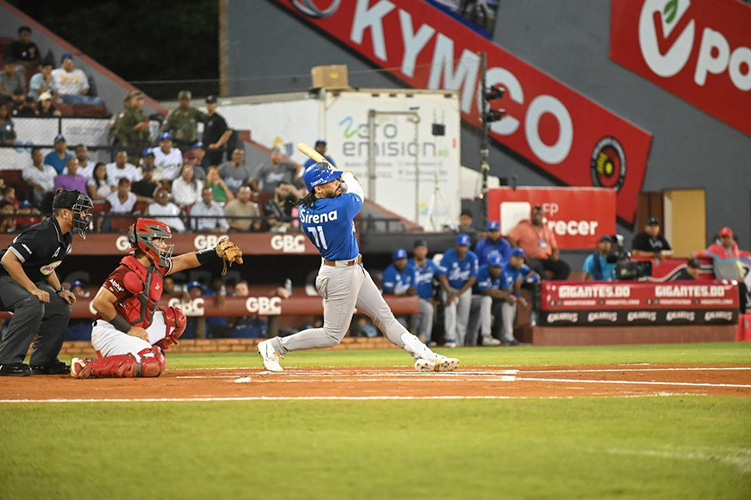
[400, 333, 437, 361]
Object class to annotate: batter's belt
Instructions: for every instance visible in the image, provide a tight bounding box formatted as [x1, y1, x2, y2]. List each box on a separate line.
[323, 255, 363, 267]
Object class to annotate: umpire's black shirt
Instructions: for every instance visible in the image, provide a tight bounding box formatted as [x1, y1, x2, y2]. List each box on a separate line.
[0, 217, 72, 283]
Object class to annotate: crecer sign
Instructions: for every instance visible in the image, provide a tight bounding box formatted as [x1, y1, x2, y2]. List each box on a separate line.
[276, 0, 653, 223]
[610, 0, 751, 137]
[487, 187, 616, 249]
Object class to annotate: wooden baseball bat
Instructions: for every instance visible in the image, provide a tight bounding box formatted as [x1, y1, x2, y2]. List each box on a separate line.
[297, 142, 335, 168]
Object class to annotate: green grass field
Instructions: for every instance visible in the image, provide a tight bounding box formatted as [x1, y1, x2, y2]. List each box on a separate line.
[1, 343, 750, 500]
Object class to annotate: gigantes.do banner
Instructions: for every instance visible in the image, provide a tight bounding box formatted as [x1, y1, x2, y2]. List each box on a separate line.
[487, 187, 616, 249]
[610, 0, 751, 137]
[275, 0, 653, 223]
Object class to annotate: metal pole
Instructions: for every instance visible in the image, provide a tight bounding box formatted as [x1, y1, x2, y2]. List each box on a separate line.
[479, 52, 490, 228]
[414, 116, 420, 224]
[368, 109, 377, 200]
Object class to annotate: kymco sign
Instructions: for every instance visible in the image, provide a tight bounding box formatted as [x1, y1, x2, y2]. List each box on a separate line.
[610, 0, 751, 137]
[277, 0, 652, 223]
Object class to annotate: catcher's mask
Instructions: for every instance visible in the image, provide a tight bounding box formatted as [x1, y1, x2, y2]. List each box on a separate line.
[128, 218, 174, 267]
[52, 189, 94, 239]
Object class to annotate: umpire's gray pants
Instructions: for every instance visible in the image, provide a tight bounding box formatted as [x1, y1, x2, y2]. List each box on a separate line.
[501, 302, 518, 343]
[444, 287, 472, 345]
[411, 298, 434, 343]
[0, 275, 71, 365]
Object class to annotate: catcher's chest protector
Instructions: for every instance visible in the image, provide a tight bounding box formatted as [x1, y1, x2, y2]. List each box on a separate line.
[116, 255, 166, 328]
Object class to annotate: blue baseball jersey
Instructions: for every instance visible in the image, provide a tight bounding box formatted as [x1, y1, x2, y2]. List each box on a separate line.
[299, 192, 362, 261]
[473, 264, 513, 294]
[503, 262, 540, 292]
[439, 248, 479, 289]
[382, 264, 415, 295]
[408, 258, 441, 299]
[474, 237, 512, 266]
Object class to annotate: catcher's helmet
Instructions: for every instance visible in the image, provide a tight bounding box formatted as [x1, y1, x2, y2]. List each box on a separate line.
[302, 162, 341, 193]
[128, 218, 174, 267]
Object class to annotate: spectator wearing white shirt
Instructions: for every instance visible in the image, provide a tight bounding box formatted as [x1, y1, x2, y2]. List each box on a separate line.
[153, 132, 183, 181]
[51, 53, 103, 106]
[106, 178, 137, 214]
[106, 150, 141, 188]
[190, 187, 229, 233]
[87, 162, 112, 201]
[22, 147, 57, 205]
[147, 186, 185, 233]
[171, 164, 202, 208]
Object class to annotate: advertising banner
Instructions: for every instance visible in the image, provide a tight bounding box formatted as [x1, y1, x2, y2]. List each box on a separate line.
[610, 0, 751, 137]
[275, 0, 653, 223]
[487, 187, 616, 249]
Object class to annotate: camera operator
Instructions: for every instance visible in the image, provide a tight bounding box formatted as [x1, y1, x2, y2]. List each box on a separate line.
[582, 235, 618, 281]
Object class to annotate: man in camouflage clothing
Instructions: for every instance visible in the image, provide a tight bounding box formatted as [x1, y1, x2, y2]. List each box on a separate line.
[113, 91, 150, 165]
[161, 90, 207, 152]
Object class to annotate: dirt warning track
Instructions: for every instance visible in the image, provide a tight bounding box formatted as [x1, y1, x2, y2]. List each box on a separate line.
[1, 364, 750, 402]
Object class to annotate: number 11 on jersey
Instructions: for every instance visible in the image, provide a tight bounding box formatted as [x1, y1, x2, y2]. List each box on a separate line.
[307, 226, 328, 250]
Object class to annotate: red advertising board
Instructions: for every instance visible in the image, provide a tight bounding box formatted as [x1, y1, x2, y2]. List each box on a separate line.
[487, 187, 616, 249]
[610, 0, 751, 137]
[275, 0, 653, 223]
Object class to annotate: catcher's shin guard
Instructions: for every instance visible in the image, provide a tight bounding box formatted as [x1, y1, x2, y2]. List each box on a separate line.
[72, 347, 166, 379]
[138, 346, 166, 378]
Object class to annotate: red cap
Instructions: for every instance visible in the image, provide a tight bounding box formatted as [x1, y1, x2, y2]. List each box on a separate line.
[719, 227, 733, 237]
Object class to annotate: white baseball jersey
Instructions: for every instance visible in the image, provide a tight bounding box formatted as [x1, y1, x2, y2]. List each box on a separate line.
[106, 163, 141, 186]
[153, 147, 183, 181]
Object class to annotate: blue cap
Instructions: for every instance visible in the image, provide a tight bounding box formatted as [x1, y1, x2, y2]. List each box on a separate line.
[315, 139, 327, 146]
[142, 148, 154, 157]
[456, 233, 471, 246]
[392, 248, 408, 261]
[70, 280, 86, 289]
[54, 134, 66, 144]
[510, 247, 526, 258]
[487, 254, 503, 267]
[158, 132, 172, 142]
[599, 235, 613, 243]
[19, 200, 32, 209]
[61, 53, 73, 62]
[192, 141, 205, 150]
[187, 281, 204, 291]
[487, 221, 500, 231]
[303, 162, 342, 192]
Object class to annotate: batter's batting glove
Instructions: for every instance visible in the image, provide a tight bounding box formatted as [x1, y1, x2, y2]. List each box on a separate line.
[216, 237, 244, 276]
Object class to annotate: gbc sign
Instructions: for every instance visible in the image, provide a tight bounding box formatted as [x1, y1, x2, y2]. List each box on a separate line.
[270, 234, 307, 253]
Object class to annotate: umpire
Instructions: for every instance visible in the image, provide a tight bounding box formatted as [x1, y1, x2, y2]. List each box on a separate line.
[0, 190, 93, 376]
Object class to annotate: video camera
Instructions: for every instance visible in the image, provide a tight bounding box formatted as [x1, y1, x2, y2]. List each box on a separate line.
[607, 234, 652, 280]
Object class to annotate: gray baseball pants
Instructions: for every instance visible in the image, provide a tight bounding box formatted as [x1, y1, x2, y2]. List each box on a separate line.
[501, 302, 518, 343]
[272, 263, 435, 360]
[467, 295, 497, 346]
[443, 287, 472, 345]
[411, 298, 434, 343]
[0, 275, 71, 365]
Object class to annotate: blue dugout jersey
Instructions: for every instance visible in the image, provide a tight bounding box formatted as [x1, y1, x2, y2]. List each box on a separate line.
[408, 258, 440, 299]
[474, 237, 512, 266]
[439, 248, 479, 289]
[382, 264, 415, 295]
[473, 264, 513, 294]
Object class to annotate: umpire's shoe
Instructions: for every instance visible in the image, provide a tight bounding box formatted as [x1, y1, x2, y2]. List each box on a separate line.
[30, 360, 71, 375]
[0, 362, 32, 376]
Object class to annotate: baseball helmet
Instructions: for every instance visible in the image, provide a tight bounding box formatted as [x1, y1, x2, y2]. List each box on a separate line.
[128, 218, 174, 267]
[52, 189, 93, 239]
[303, 162, 342, 193]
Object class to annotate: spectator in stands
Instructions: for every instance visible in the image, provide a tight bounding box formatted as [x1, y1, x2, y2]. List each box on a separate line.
[54, 157, 87, 193]
[15, 199, 41, 229]
[696, 228, 750, 313]
[203, 95, 232, 166]
[6, 26, 41, 73]
[224, 185, 261, 232]
[264, 181, 299, 232]
[631, 217, 673, 260]
[696, 227, 751, 260]
[106, 177, 138, 215]
[501, 248, 540, 345]
[475, 220, 511, 266]
[0, 200, 16, 233]
[52, 54, 102, 106]
[73, 144, 94, 178]
[28, 58, 56, 101]
[230, 280, 264, 338]
[35, 92, 60, 117]
[509, 204, 570, 280]
[456, 210, 480, 245]
[219, 148, 253, 194]
[113, 90, 149, 164]
[669, 258, 701, 281]
[1, 185, 19, 209]
[44, 135, 72, 174]
[469, 254, 509, 346]
[130, 162, 158, 203]
[190, 187, 229, 233]
[153, 132, 183, 181]
[183, 150, 205, 180]
[583, 235, 617, 281]
[382, 248, 417, 329]
[162, 90, 206, 151]
[106, 150, 140, 187]
[252, 147, 301, 194]
[12, 96, 36, 117]
[23, 147, 57, 205]
[192, 142, 210, 170]
[439, 233, 478, 347]
[408, 240, 440, 344]
[0, 103, 16, 145]
[172, 164, 202, 208]
[87, 162, 112, 201]
[0, 57, 25, 106]
[147, 186, 185, 233]
[302, 139, 336, 169]
[204, 165, 234, 204]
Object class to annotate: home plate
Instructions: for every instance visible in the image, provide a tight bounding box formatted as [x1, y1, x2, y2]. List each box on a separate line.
[234, 376, 252, 384]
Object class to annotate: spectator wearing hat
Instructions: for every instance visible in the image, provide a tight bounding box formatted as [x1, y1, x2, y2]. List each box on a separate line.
[190, 187, 229, 233]
[219, 148, 254, 194]
[52, 54, 102, 105]
[583, 235, 617, 281]
[697, 227, 751, 260]
[696, 227, 750, 313]
[65, 280, 93, 341]
[438, 233, 479, 347]
[669, 259, 701, 281]
[172, 163, 203, 208]
[130, 157, 158, 202]
[182, 149, 206, 180]
[153, 132, 183, 181]
[113, 90, 149, 164]
[224, 186, 261, 232]
[35, 92, 60, 117]
[202, 95, 232, 166]
[0, 57, 25, 105]
[44, 135, 73, 174]
[632, 217, 673, 260]
[382, 248, 417, 328]
[7, 26, 41, 72]
[147, 186, 185, 233]
[408, 240, 441, 344]
[0, 103, 15, 145]
[508, 204, 570, 280]
[468, 254, 510, 347]
[252, 147, 301, 194]
[87, 162, 112, 202]
[28, 57, 56, 101]
[161, 90, 207, 151]
[54, 158, 87, 193]
[106, 150, 141, 188]
[303, 140, 336, 169]
[456, 210, 480, 245]
[475, 220, 512, 267]
[500, 248, 540, 345]
[23, 147, 57, 205]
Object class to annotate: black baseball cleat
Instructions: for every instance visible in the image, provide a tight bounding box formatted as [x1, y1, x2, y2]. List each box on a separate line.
[30, 360, 71, 375]
[0, 362, 32, 376]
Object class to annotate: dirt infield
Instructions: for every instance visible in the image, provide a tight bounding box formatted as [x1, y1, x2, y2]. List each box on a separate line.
[1, 364, 750, 402]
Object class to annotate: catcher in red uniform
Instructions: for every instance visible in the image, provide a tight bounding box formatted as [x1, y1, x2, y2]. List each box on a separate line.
[71, 218, 243, 378]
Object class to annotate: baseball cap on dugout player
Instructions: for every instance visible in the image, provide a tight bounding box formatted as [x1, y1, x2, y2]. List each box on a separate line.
[456, 233, 471, 247]
[487, 221, 500, 231]
[510, 247, 526, 259]
[487, 254, 503, 267]
[392, 248, 408, 261]
[303, 162, 342, 192]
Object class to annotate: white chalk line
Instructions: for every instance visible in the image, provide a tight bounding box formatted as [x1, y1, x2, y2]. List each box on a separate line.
[592, 447, 751, 474]
[522, 367, 751, 374]
[517, 377, 751, 389]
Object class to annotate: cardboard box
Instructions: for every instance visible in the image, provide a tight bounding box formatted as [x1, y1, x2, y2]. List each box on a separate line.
[311, 65, 349, 89]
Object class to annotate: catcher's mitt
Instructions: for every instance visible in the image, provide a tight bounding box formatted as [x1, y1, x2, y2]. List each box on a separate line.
[216, 237, 244, 275]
